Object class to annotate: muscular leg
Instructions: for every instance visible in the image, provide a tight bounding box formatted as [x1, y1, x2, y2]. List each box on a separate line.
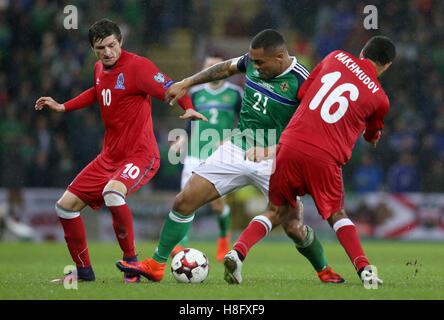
[281, 200, 306, 243]
[282, 200, 329, 273]
[328, 209, 370, 274]
[211, 197, 231, 238]
[54, 191, 95, 280]
[57, 190, 88, 212]
[173, 175, 223, 251]
[153, 173, 221, 263]
[173, 173, 221, 215]
[232, 202, 287, 260]
[211, 197, 231, 261]
[102, 180, 138, 260]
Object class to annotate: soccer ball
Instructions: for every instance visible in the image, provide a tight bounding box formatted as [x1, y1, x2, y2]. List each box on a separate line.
[171, 248, 209, 283]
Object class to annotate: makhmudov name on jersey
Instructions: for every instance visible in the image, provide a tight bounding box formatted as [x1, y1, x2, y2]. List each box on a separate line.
[334, 52, 380, 94]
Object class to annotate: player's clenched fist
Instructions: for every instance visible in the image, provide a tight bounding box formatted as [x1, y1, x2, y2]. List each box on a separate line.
[165, 80, 190, 106]
[35, 96, 66, 112]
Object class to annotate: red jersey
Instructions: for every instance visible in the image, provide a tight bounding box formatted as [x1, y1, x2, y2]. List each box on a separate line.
[63, 49, 194, 164]
[279, 50, 390, 165]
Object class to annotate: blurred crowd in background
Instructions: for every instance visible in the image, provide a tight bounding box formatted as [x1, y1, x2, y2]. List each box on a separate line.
[1, 0, 444, 194]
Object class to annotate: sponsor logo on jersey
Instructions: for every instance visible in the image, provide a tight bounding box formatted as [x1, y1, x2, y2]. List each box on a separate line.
[114, 73, 125, 89]
[96, 78, 100, 85]
[257, 80, 274, 92]
[153, 72, 166, 83]
[280, 81, 289, 92]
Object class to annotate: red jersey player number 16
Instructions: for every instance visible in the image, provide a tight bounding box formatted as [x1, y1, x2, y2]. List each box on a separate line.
[269, 36, 396, 285]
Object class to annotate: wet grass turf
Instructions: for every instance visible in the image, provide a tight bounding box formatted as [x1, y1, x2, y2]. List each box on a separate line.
[1, 240, 443, 300]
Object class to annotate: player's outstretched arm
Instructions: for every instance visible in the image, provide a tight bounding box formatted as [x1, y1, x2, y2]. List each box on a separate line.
[36, 87, 97, 113]
[165, 58, 242, 106]
[179, 108, 208, 122]
[34, 97, 66, 113]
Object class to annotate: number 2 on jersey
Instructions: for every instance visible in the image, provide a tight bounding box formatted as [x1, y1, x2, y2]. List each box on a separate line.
[309, 71, 359, 123]
[209, 108, 219, 124]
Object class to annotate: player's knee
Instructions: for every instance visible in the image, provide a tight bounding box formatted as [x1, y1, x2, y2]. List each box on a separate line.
[102, 190, 126, 207]
[172, 191, 194, 216]
[55, 202, 80, 219]
[327, 209, 348, 228]
[283, 216, 305, 239]
[210, 199, 225, 213]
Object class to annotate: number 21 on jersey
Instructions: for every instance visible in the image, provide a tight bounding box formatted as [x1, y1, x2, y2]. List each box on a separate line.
[309, 71, 359, 123]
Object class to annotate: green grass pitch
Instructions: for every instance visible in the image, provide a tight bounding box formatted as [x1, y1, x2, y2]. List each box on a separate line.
[1, 240, 443, 300]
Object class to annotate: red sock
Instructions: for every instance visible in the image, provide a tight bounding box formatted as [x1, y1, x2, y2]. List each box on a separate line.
[59, 216, 91, 267]
[334, 218, 369, 271]
[108, 204, 136, 258]
[233, 216, 271, 259]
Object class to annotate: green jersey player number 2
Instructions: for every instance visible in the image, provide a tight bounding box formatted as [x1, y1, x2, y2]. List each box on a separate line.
[188, 82, 243, 160]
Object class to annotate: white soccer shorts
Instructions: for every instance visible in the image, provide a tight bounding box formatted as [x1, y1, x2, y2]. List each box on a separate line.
[192, 141, 274, 200]
[180, 156, 203, 190]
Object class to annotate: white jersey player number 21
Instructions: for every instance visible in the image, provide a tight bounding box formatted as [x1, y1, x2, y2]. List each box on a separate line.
[309, 71, 359, 124]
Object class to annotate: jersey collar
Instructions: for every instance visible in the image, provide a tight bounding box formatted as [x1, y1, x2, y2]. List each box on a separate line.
[204, 82, 228, 95]
[275, 56, 297, 78]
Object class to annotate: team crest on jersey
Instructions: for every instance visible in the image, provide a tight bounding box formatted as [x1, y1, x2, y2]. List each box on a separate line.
[280, 81, 289, 92]
[223, 94, 230, 102]
[153, 72, 166, 83]
[115, 73, 125, 90]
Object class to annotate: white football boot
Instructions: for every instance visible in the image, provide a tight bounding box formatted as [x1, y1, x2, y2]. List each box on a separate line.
[223, 250, 243, 284]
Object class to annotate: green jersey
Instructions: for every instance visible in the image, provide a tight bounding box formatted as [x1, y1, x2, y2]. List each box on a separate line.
[188, 82, 243, 159]
[231, 53, 310, 150]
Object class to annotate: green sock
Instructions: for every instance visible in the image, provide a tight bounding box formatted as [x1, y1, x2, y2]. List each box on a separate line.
[177, 234, 188, 247]
[216, 205, 231, 238]
[295, 225, 328, 272]
[152, 210, 194, 263]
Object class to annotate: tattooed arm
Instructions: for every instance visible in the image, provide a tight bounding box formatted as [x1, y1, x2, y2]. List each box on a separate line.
[165, 57, 244, 106]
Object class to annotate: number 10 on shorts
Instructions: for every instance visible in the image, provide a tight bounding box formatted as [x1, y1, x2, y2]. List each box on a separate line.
[123, 163, 140, 179]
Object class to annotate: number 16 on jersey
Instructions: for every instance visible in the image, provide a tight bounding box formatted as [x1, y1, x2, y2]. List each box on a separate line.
[309, 71, 359, 123]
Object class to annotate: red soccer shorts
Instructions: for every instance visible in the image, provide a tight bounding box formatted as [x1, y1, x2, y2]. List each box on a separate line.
[269, 143, 344, 220]
[67, 154, 160, 210]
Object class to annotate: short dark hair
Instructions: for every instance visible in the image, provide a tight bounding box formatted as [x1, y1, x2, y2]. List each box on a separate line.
[88, 18, 122, 47]
[362, 36, 396, 66]
[250, 29, 286, 52]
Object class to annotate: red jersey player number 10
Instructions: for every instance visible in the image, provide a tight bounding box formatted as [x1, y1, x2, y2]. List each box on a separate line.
[309, 71, 359, 124]
[101, 88, 112, 106]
